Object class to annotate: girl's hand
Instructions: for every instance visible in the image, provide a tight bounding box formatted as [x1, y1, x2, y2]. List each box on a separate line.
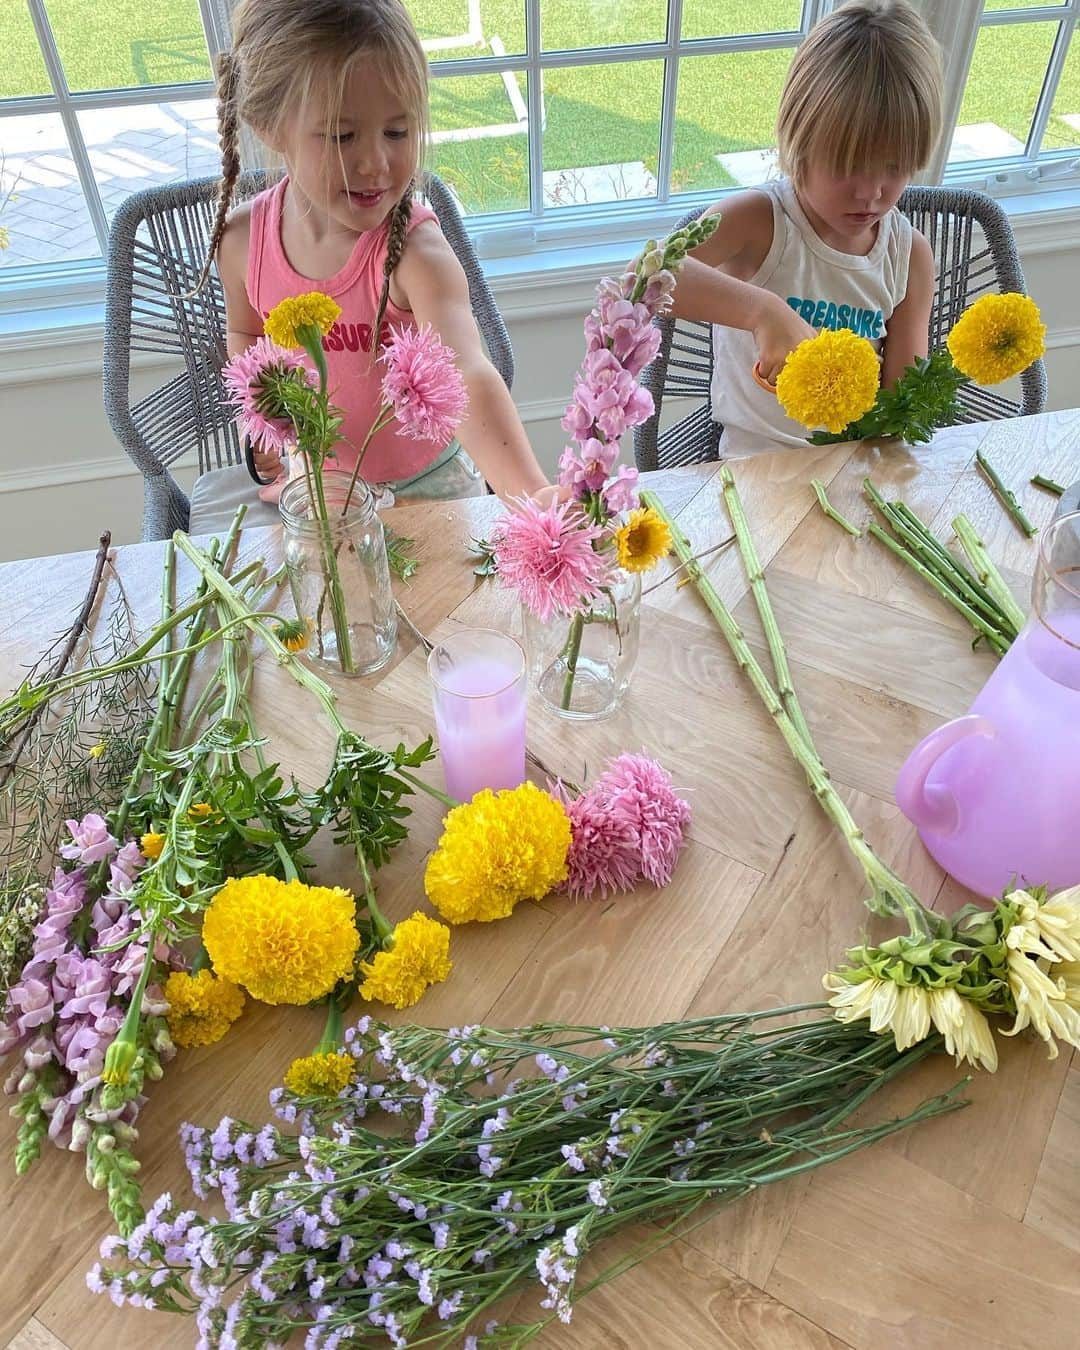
[751, 294, 818, 384]
[530, 483, 572, 509]
[252, 445, 283, 481]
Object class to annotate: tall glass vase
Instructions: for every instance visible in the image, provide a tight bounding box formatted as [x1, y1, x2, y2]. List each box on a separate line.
[522, 568, 641, 720]
[279, 471, 397, 677]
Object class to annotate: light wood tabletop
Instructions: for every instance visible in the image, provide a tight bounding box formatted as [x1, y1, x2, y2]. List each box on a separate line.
[3, 409, 1080, 1350]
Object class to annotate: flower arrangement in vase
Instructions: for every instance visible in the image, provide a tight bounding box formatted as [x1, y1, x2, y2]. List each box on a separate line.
[223, 292, 467, 676]
[492, 217, 719, 718]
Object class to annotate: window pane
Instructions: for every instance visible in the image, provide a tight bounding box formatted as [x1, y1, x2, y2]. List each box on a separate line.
[541, 0, 667, 52]
[672, 48, 793, 195]
[984, 2, 1061, 10]
[0, 3, 51, 98]
[542, 61, 663, 209]
[408, 0, 525, 62]
[78, 99, 219, 222]
[428, 72, 529, 214]
[949, 21, 1058, 162]
[44, 0, 212, 92]
[0, 113, 100, 267]
[683, 1, 804, 41]
[1045, 29, 1080, 152]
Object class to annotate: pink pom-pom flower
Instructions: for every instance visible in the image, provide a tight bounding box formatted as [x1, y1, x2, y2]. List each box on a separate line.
[380, 322, 469, 446]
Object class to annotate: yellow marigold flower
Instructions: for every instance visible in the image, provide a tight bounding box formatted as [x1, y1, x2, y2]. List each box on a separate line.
[188, 802, 215, 821]
[202, 874, 359, 1005]
[615, 506, 672, 574]
[140, 831, 165, 860]
[425, 782, 572, 924]
[284, 1050, 355, 1099]
[946, 292, 1045, 386]
[164, 969, 245, 1049]
[775, 327, 880, 434]
[265, 292, 342, 350]
[273, 617, 310, 653]
[88, 741, 107, 760]
[359, 911, 453, 1009]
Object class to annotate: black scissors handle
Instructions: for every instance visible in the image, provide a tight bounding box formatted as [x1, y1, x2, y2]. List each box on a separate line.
[244, 436, 277, 486]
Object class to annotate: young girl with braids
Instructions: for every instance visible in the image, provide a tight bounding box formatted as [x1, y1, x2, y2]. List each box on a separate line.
[189, 0, 552, 530]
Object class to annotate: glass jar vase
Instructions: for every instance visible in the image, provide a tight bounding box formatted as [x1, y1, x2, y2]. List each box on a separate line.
[279, 471, 397, 677]
[522, 568, 641, 720]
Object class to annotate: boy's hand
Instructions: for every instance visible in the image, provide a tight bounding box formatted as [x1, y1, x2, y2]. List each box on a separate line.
[751, 295, 818, 384]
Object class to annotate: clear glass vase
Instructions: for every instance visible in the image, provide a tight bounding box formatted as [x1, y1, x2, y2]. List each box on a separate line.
[522, 568, 641, 720]
[279, 471, 397, 678]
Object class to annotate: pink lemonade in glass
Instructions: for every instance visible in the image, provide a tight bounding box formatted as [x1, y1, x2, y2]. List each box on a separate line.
[428, 629, 527, 803]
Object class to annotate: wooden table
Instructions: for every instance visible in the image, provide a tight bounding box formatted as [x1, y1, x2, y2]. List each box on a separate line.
[4, 411, 1080, 1350]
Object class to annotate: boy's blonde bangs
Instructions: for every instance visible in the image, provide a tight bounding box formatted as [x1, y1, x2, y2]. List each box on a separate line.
[780, 78, 936, 182]
[776, 0, 942, 183]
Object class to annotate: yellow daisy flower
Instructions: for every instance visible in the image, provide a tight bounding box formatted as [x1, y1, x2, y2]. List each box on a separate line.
[823, 971, 934, 1055]
[284, 1050, 355, 1099]
[775, 327, 880, 434]
[88, 741, 107, 760]
[202, 874, 359, 1005]
[359, 911, 453, 1010]
[927, 986, 998, 1073]
[140, 830, 165, 860]
[273, 617, 311, 653]
[265, 292, 342, 350]
[164, 969, 245, 1049]
[425, 782, 572, 924]
[946, 292, 1045, 386]
[615, 507, 672, 574]
[188, 802, 215, 821]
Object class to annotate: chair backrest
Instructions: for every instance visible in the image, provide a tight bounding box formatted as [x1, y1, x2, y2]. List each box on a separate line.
[634, 185, 1047, 470]
[103, 171, 514, 491]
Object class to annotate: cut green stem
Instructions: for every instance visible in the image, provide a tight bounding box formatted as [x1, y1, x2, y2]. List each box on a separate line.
[1030, 474, 1065, 496]
[976, 449, 1037, 538]
[810, 478, 861, 537]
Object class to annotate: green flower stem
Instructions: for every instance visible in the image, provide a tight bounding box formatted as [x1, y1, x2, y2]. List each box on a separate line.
[1031, 473, 1065, 496]
[866, 524, 1010, 656]
[341, 404, 395, 517]
[560, 612, 586, 711]
[952, 512, 1027, 636]
[174, 534, 454, 821]
[640, 489, 937, 936]
[314, 998, 345, 1056]
[976, 448, 1037, 538]
[863, 482, 1007, 631]
[309, 465, 356, 675]
[810, 477, 862, 537]
[721, 466, 812, 747]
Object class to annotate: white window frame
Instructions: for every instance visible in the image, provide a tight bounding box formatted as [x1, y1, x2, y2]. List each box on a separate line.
[936, 0, 1080, 196]
[2, 0, 1080, 322]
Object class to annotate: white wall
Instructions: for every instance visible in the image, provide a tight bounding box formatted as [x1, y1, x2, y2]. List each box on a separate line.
[1, 207, 1079, 564]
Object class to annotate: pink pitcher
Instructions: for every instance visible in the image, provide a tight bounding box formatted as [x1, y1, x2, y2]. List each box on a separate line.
[896, 511, 1080, 899]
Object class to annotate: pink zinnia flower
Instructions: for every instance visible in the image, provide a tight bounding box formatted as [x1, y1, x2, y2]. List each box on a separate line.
[595, 753, 691, 887]
[380, 322, 469, 445]
[222, 336, 312, 452]
[558, 787, 641, 900]
[491, 497, 612, 622]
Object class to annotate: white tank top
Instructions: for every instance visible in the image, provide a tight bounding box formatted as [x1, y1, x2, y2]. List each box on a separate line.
[710, 178, 913, 457]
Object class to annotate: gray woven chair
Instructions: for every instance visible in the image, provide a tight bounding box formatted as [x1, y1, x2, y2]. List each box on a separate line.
[634, 185, 1049, 472]
[103, 171, 514, 540]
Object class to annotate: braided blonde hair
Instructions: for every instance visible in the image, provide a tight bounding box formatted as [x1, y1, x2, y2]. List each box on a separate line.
[192, 0, 429, 295]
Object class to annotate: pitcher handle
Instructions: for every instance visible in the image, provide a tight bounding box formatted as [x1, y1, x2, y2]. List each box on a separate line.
[895, 714, 995, 836]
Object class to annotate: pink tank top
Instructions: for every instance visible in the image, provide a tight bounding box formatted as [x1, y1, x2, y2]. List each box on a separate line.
[247, 177, 444, 483]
